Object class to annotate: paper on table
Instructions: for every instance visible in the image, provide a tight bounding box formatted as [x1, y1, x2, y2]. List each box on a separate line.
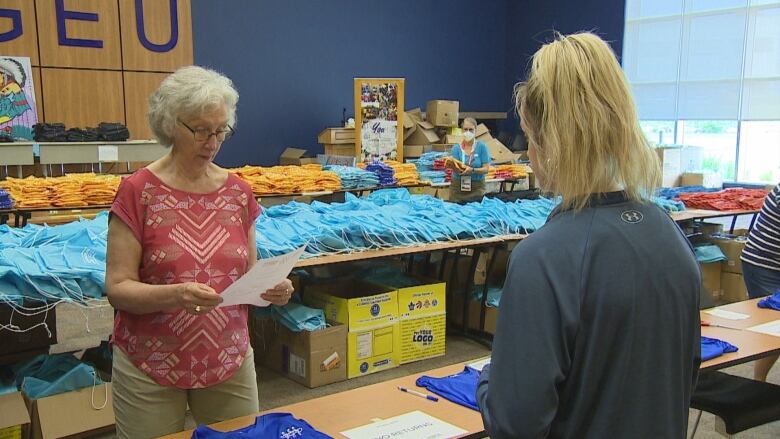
[218, 245, 306, 308]
[98, 145, 119, 162]
[466, 357, 491, 372]
[341, 410, 467, 439]
[747, 319, 780, 337]
[705, 309, 751, 320]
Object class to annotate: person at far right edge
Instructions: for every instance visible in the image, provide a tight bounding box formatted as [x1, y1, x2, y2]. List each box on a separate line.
[476, 32, 701, 439]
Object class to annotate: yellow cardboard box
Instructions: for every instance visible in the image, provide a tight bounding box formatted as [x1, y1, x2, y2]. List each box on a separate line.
[396, 278, 446, 364]
[304, 280, 401, 378]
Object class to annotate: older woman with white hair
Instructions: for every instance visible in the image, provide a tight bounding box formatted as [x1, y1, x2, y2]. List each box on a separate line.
[105, 66, 292, 438]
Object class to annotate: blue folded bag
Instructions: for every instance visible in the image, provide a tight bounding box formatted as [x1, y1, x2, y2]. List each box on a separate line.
[758, 290, 780, 311]
[701, 336, 739, 361]
[415, 366, 481, 411]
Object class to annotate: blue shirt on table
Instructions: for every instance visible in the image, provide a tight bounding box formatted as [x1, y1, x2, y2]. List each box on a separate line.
[451, 141, 490, 182]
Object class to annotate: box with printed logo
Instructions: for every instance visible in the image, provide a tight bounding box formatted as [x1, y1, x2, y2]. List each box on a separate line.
[397, 281, 446, 364]
[303, 279, 400, 378]
[375, 274, 446, 365]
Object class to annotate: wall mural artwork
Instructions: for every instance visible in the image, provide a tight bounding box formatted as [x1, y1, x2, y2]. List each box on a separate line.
[0, 56, 37, 140]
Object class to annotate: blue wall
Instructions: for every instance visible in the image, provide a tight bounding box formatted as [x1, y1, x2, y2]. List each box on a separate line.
[503, 0, 627, 137]
[192, 0, 507, 167]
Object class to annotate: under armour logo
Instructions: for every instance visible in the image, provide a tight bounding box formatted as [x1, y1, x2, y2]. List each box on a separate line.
[280, 426, 304, 439]
[620, 210, 643, 224]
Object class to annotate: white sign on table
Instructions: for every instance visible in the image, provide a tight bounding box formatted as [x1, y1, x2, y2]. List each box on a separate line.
[340, 411, 467, 439]
[218, 245, 306, 308]
[747, 319, 780, 337]
[704, 309, 751, 320]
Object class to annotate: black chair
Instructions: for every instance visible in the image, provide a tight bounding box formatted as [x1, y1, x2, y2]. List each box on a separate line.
[689, 371, 780, 438]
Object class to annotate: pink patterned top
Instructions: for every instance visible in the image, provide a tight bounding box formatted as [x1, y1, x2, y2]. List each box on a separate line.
[110, 168, 261, 389]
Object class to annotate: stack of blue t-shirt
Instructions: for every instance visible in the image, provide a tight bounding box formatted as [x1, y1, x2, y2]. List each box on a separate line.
[323, 165, 379, 189]
[701, 336, 739, 361]
[415, 366, 480, 411]
[192, 413, 332, 438]
[694, 244, 727, 263]
[758, 290, 780, 311]
[365, 161, 397, 186]
[0, 188, 13, 209]
[418, 170, 448, 184]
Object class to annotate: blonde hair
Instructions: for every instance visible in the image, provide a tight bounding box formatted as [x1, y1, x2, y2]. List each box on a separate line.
[148, 66, 239, 147]
[515, 32, 659, 211]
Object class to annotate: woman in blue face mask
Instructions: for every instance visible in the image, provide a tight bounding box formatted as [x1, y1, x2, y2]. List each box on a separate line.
[447, 117, 491, 203]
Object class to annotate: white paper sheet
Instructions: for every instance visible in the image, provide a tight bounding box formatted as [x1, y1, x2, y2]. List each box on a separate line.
[704, 309, 751, 320]
[747, 319, 780, 337]
[466, 357, 491, 372]
[341, 411, 467, 439]
[218, 245, 306, 307]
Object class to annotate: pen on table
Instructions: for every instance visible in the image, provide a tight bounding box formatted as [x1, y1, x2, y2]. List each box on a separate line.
[398, 386, 439, 402]
[701, 321, 742, 330]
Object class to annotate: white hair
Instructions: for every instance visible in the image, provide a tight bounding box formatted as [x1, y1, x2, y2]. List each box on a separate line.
[147, 66, 239, 146]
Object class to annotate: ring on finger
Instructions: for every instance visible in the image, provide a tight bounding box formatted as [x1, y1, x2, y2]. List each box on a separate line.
[195, 305, 201, 313]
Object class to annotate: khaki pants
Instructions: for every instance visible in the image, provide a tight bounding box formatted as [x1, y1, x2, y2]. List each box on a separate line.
[112, 347, 259, 439]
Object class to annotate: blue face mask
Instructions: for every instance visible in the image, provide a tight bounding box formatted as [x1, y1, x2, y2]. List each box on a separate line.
[13, 354, 103, 399]
[256, 301, 327, 333]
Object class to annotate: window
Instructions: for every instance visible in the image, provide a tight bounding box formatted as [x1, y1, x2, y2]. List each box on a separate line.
[624, 0, 780, 183]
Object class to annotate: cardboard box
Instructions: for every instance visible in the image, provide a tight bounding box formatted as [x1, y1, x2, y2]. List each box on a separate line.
[279, 148, 319, 166]
[700, 262, 722, 302]
[24, 383, 114, 439]
[429, 144, 451, 153]
[451, 295, 498, 335]
[475, 123, 490, 139]
[303, 280, 400, 378]
[0, 305, 57, 356]
[708, 235, 747, 274]
[443, 134, 464, 145]
[405, 121, 439, 146]
[323, 144, 357, 157]
[720, 272, 748, 303]
[381, 276, 446, 364]
[655, 147, 682, 188]
[486, 138, 520, 164]
[0, 392, 30, 439]
[255, 318, 347, 388]
[680, 172, 722, 189]
[426, 100, 459, 127]
[318, 128, 355, 144]
[404, 145, 424, 158]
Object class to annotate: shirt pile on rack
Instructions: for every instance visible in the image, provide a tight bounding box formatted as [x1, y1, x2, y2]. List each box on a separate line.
[410, 152, 448, 184]
[0, 188, 13, 209]
[384, 161, 420, 186]
[32, 123, 67, 142]
[677, 188, 768, 211]
[0, 174, 121, 208]
[231, 165, 341, 194]
[96, 122, 130, 141]
[322, 165, 379, 189]
[364, 161, 397, 186]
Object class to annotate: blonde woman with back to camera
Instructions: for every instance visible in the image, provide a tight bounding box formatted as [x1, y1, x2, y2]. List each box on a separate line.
[105, 66, 292, 438]
[475, 33, 701, 438]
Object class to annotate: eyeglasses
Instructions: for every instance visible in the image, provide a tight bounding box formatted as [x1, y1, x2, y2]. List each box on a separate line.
[178, 119, 234, 142]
